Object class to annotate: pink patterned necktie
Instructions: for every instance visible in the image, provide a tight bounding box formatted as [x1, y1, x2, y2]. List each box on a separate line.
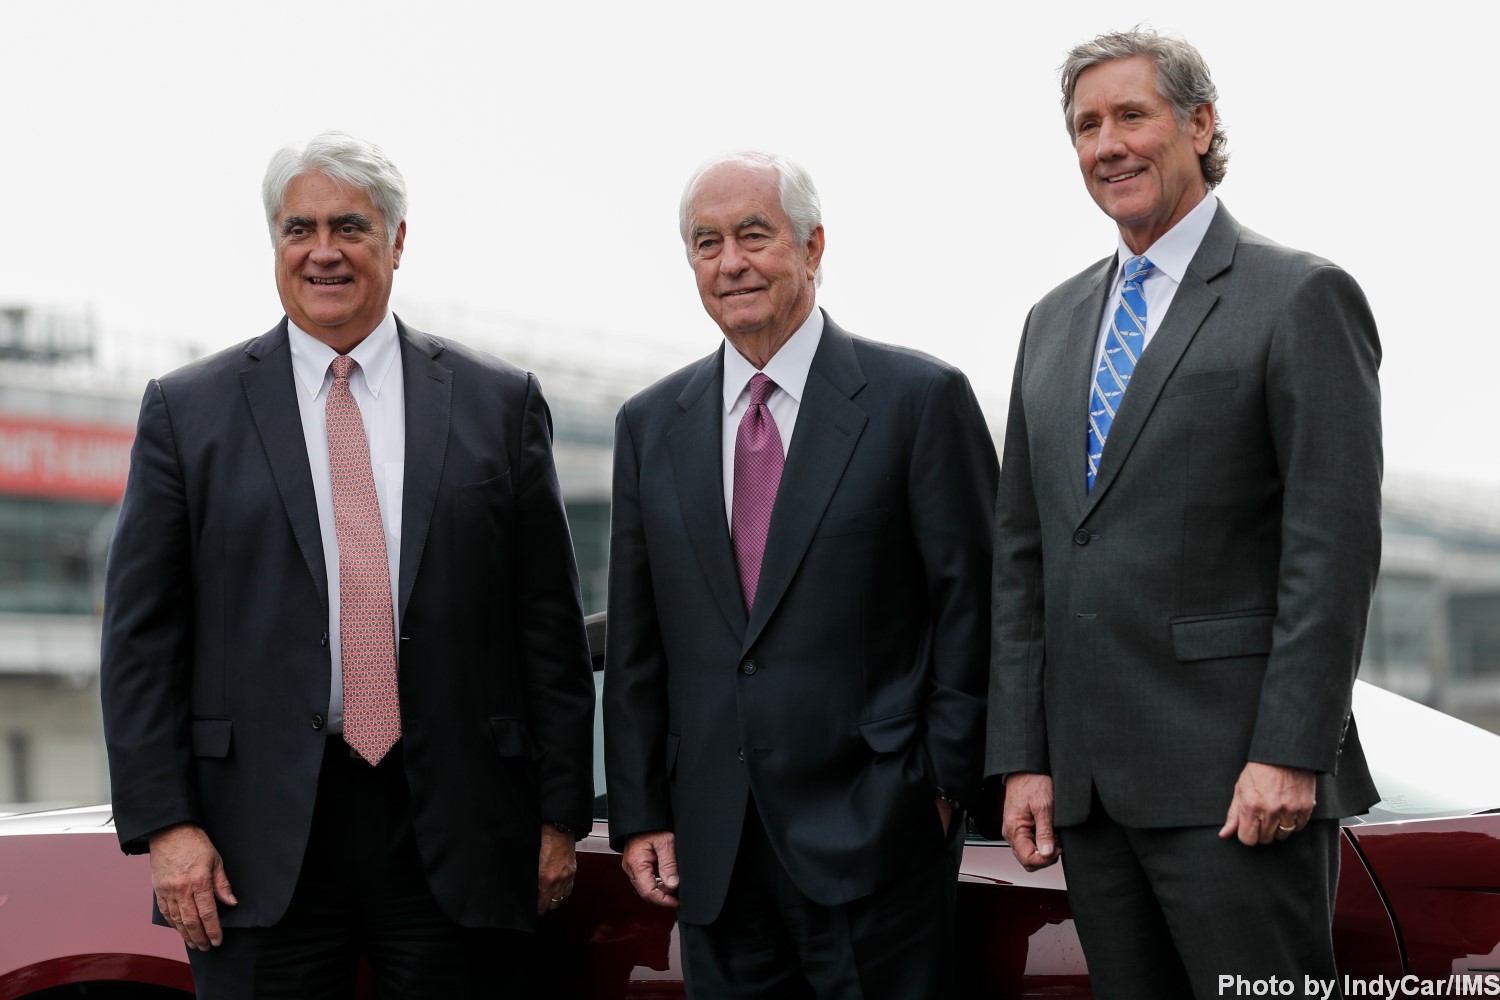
[327, 355, 400, 764]
[732, 373, 784, 612]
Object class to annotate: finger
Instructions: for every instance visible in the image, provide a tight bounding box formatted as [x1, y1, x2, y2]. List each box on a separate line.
[191, 887, 223, 948]
[177, 899, 210, 951]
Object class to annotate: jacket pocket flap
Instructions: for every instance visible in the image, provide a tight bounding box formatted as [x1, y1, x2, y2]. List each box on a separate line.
[457, 470, 513, 506]
[1170, 611, 1276, 662]
[1161, 368, 1239, 398]
[858, 711, 918, 754]
[815, 507, 889, 539]
[489, 716, 541, 760]
[191, 718, 232, 758]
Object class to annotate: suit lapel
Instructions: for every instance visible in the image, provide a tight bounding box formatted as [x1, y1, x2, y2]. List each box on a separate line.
[1082, 206, 1238, 517]
[396, 320, 452, 622]
[240, 320, 328, 611]
[668, 348, 748, 639]
[1039, 261, 1114, 521]
[744, 318, 867, 653]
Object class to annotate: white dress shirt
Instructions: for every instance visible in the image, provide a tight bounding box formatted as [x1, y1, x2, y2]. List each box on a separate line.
[721, 306, 824, 524]
[1091, 191, 1219, 376]
[288, 314, 405, 733]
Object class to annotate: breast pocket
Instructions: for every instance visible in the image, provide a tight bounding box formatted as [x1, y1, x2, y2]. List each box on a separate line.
[1160, 368, 1239, 399]
[456, 469, 513, 507]
[814, 507, 889, 539]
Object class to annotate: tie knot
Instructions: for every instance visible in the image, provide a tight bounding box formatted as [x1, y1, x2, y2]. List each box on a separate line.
[331, 354, 357, 383]
[748, 372, 777, 407]
[1124, 255, 1156, 283]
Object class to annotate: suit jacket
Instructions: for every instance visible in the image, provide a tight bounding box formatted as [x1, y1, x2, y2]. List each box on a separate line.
[986, 204, 1382, 829]
[100, 317, 595, 932]
[604, 313, 998, 924]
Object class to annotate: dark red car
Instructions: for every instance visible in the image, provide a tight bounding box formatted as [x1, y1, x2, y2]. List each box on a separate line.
[5, 616, 1500, 998]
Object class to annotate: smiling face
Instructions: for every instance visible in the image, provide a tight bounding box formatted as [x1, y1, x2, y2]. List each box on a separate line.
[685, 163, 823, 362]
[1072, 56, 1213, 254]
[273, 171, 405, 352]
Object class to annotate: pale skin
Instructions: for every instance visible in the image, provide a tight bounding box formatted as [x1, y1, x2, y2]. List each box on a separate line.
[623, 161, 956, 908]
[1000, 764, 1316, 872]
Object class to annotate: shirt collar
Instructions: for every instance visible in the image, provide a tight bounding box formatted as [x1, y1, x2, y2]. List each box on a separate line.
[722, 305, 825, 412]
[1113, 190, 1218, 287]
[288, 312, 399, 400]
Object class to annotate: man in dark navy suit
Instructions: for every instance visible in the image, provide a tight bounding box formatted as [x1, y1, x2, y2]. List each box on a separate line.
[101, 131, 595, 998]
[604, 151, 998, 997]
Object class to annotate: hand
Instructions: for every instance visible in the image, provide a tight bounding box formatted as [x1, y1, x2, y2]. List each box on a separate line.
[621, 830, 680, 908]
[1003, 772, 1060, 871]
[538, 824, 578, 915]
[936, 795, 955, 835]
[1218, 762, 1317, 846]
[148, 823, 237, 951]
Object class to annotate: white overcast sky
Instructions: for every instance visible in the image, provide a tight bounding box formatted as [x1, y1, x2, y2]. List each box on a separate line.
[2, 0, 1494, 496]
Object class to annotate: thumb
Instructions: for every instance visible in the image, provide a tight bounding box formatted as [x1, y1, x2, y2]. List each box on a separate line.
[656, 847, 680, 889]
[214, 862, 238, 906]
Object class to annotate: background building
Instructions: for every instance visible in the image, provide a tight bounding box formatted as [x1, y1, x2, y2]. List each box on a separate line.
[0, 304, 1496, 810]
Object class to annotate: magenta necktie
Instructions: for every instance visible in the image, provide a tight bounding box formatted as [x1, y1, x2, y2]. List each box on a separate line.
[327, 355, 401, 765]
[732, 373, 785, 612]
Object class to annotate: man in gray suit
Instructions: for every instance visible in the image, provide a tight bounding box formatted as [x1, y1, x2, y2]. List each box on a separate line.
[986, 30, 1381, 999]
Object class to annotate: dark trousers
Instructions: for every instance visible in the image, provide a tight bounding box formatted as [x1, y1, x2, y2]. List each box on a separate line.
[188, 738, 529, 999]
[1061, 789, 1342, 1000]
[679, 798, 960, 1000]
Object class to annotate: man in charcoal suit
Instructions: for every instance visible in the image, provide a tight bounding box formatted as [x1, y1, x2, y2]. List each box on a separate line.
[986, 30, 1383, 1000]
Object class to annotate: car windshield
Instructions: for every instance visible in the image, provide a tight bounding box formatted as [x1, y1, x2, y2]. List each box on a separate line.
[1352, 680, 1500, 823]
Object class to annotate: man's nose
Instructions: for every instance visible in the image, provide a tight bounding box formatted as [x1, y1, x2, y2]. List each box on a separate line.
[719, 240, 747, 274]
[309, 233, 342, 264]
[1095, 120, 1127, 159]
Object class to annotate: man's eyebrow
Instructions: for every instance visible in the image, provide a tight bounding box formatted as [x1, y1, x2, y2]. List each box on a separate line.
[280, 214, 316, 233]
[691, 224, 719, 240]
[332, 213, 374, 231]
[737, 214, 773, 230]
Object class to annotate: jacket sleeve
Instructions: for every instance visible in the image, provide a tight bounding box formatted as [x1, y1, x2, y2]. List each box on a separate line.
[986, 319, 1052, 780]
[1249, 264, 1382, 773]
[514, 373, 597, 831]
[909, 365, 999, 805]
[602, 402, 674, 850]
[100, 380, 200, 854]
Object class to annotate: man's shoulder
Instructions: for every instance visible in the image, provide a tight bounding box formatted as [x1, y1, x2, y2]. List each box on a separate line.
[839, 326, 967, 387]
[1225, 224, 1341, 281]
[408, 325, 532, 392]
[620, 350, 719, 416]
[1035, 255, 1114, 317]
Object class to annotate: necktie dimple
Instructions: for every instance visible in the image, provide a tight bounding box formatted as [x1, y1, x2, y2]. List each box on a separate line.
[327, 354, 401, 765]
[1087, 254, 1156, 492]
[732, 373, 784, 612]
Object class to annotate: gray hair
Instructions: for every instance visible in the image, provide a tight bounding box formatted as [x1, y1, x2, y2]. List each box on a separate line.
[262, 131, 408, 245]
[1060, 29, 1229, 188]
[679, 150, 824, 286]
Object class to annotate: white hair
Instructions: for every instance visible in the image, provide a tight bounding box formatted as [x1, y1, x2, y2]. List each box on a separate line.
[679, 150, 823, 286]
[262, 130, 408, 245]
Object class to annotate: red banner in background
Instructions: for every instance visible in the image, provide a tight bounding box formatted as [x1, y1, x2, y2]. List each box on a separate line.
[0, 416, 133, 503]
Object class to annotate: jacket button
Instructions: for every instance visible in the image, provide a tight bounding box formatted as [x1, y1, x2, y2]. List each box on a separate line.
[1073, 529, 1091, 546]
[320, 632, 329, 647]
[740, 659, 758, 675]
[737, 748, 745, 762]
[311, 714, 325, 731]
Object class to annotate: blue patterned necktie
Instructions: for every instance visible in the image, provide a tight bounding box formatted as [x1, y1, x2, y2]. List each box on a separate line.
[1087, 255, 1155, 492]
